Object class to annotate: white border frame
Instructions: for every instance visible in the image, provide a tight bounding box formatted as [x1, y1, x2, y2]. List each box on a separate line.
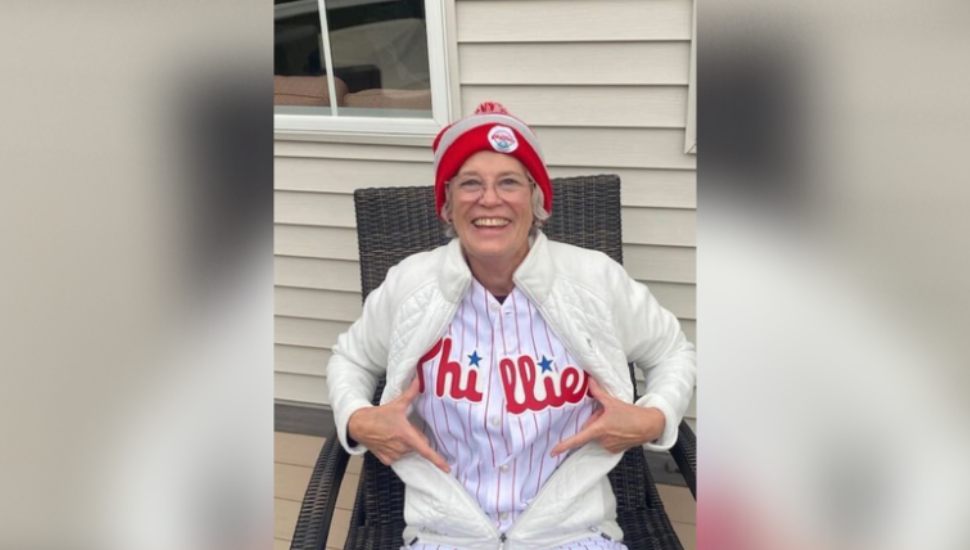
[274, 0, 457, 141]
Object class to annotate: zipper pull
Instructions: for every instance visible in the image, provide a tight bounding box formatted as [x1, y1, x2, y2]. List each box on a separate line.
[499, 533, 507, 549]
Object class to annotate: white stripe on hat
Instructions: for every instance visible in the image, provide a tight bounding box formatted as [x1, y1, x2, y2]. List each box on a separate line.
[433, 113, 546, 168]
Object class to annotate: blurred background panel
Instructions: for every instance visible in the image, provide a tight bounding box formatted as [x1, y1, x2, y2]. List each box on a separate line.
[699, 1, 970, 549]
[0, 2, 272, 549]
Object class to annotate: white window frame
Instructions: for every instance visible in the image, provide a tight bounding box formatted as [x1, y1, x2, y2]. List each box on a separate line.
[273, 0, 457, 141]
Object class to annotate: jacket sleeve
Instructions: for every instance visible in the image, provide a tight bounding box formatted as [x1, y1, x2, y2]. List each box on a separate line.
[326, 276, 396, 455]
[609, 263, 696, 451]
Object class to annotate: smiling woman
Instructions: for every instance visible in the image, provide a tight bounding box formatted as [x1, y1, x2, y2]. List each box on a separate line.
[326, 102, 697, 549]
[444, 152, 535, 296]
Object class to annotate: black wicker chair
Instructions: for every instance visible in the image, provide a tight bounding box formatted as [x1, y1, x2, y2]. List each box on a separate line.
[290, 174, 697, 550]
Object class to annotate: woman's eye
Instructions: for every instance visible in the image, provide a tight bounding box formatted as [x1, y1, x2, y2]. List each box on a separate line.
[459, 180, 482, 189]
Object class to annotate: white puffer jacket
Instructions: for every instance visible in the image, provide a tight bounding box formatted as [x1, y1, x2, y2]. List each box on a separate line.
[327, 232, 696, 549]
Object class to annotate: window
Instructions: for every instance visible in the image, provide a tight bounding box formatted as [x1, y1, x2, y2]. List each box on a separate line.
[274, 0, 454, 138]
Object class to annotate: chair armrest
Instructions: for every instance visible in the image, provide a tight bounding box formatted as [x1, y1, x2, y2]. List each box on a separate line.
[290, 436, 350, 550]
[669, 420, 697, 498]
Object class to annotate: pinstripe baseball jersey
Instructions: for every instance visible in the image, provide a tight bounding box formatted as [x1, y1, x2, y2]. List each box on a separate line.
[410, 279, 627, 549]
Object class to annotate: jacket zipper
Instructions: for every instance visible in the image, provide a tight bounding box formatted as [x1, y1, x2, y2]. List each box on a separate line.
[501, 444, 591, 543]
[415, 276, 601, 547]
[411, 284, 505, 546]
[433, 463, 504, 543]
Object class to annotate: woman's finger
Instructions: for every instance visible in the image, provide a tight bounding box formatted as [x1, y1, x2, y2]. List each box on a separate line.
[397, 376, 423, 404]
[549, 421, 599, 457]
[586, 377, 614, 405]
[407, 429, 450, 473]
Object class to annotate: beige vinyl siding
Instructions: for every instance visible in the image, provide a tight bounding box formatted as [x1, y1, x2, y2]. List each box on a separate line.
[461, 86, 689, 127]
[275, 243, 694, 288]
[276, 190, 695, 247]
[276, 156, 695, 208]
[459, 43, 690, 85]
[455, 0, 692, 42]
[276, 371, 330, 405]
[274, 257, 360, 292]
[276, 344, 332, 377]
[274, 0, 697, 420]
[276, 128, 695, 169]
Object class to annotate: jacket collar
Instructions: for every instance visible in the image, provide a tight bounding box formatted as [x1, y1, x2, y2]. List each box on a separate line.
[439, 231, 554, 303]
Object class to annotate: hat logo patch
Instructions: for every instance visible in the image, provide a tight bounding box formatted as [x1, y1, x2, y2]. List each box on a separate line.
[487, 125, 518, 153]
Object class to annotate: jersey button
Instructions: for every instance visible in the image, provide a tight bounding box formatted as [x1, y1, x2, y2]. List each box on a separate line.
[499, 463, 510, 472]
[490, 415, 501, 427]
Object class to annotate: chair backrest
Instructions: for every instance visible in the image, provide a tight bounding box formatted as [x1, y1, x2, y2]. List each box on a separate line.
[348, 174, 680, 549]
[353, 174, 622, 300]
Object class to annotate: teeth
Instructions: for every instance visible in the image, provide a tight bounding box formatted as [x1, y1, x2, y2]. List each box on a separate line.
[473, 218, 509, 227]
[475, 219, 506, 226]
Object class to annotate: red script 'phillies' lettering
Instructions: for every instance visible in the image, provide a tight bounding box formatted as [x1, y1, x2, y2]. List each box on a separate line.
[499, 356, 589, 414]
[417, 338, 483, 402]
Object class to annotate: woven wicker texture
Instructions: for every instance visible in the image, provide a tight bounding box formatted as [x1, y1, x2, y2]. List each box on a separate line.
[290, 175, 696, 550]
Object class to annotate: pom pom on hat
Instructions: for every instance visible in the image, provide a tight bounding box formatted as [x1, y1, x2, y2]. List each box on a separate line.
[432, 101, 552, 220]
[474, 101, 509, 115]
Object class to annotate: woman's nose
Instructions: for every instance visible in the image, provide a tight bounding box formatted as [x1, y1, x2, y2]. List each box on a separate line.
[478, 183, 502, 205]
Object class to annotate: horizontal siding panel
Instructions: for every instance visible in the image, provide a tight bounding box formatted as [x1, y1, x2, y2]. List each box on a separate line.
[461, 86, 687, 128]
[275, 287, 362, 322]
[275, 191, 356, 227]
[275, 225, 358, 260]
[456, 0, 692, 42]
[624, 245, 694, 284]
[275, 344, 331, 377]
[547, 167, 695, 208]
[642, 281, 695, 320]
[275, 316, 350, 349]
[276, 194, 693, 247]
[622, 208, 695, 246]
[276, 160, 694, 209]
[536, 127, 696, 169]
[277, 247, 697, 290]
[459, 42, 690, 85]
[275, 140, 432, 162]
[276, 280, 691, 322]
[680, 319, 696, 343]
[275, 371, 329, 406]
[275, 256, 361, 292]
[276, 129, 695, 168]
[275, 157, 432, 193]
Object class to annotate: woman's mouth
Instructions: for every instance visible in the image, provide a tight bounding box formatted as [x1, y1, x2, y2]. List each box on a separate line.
[472, 217, 510, 228]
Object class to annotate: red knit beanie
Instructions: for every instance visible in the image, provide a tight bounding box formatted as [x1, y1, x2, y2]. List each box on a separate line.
[432, 102, 552, 220]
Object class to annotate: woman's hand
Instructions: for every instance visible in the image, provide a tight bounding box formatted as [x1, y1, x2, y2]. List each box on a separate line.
[347, 377, 451, 472]
[550, 377, 666, 456]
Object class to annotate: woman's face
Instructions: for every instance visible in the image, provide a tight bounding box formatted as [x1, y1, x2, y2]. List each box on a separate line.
[448, 151, 535, 271]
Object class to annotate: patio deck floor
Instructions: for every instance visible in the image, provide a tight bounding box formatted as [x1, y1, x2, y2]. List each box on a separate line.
[275, 431, 696, 550]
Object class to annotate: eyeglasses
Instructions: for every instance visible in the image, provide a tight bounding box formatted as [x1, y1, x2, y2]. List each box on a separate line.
[449, 176, 532, 201]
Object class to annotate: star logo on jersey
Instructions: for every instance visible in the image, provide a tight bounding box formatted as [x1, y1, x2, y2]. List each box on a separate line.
[499, 355, 589, 414]
[468, 350, 482, 367]
[538, 355, 554, 373]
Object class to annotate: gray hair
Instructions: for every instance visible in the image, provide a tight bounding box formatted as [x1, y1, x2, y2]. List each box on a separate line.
[441, 179, 550, 238]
